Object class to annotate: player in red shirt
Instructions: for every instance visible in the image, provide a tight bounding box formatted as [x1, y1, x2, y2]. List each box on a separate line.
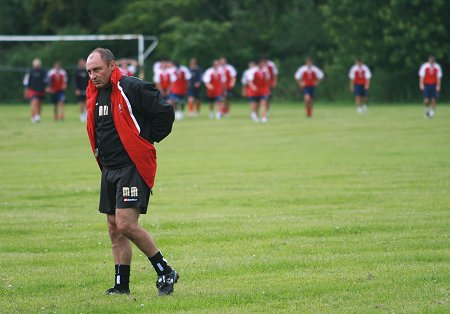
[47, 62, 68, 121]
[153, 61, 174, 100]
[349, 58, 372, 114]
[418, 55, 443, 118]
[261, 56, 278, 114]
[118, 58, 138, 77]
[168, 62, 191, 120]
[247, 59, 271, 123]
[219, 57, 237, 116]
[203, 60, 225, 119]
[241, 61, 258, 121]
[294, 57, 324, 118]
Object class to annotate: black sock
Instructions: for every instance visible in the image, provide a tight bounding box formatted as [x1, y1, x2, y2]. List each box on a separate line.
[148, 251, 172, 276]
[114, 264, 130, 291]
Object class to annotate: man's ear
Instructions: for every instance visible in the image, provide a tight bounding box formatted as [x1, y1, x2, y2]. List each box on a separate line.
[110, 61, 116, 70]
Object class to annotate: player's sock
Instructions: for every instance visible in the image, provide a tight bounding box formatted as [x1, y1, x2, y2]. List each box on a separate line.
[114, 264, 130, 291]
[149, 251, 172, 276]
[306, 104, 312, 117]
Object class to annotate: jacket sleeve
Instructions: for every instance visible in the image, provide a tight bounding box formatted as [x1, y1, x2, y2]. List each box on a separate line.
[139, 81, 175, 143]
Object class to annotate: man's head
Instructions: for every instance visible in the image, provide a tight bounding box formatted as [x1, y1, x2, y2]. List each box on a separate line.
[32, 58, 41, 69]
[428, 55, 435, 64]
[258, 57, 266, 68]
[305, 57, 313, 67]
[86, 48, 116, 89]
[78, 58, 86, 69]
[356, 58, 363, 66]
[54, 62, 61, 70]
[219, 57, 226, 66]
[213, 60, 219, 69]
[190, 58, 197, 68]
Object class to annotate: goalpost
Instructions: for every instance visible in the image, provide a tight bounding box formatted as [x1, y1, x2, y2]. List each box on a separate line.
[0, 34, 159, 79]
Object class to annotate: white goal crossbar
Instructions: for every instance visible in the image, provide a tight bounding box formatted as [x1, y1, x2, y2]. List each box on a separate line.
[0, 34, 158, 79]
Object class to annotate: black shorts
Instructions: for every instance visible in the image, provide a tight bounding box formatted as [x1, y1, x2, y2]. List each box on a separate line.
[99, 164, 151, 215]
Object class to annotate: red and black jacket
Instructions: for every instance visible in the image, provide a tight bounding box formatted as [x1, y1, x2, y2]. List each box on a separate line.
[86, 67, 174, 189]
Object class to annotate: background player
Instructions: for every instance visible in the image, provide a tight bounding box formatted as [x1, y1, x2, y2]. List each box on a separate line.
[219, 57, 237, 117]
[247, 59, 270, 123]
[118, 58, 138, 77]
[294, 57, 324, 118]
[261, 56, 278, 114]
[418, 55, 443, 118]
[47, 61, 68, 121]
[203, 60, 225, 119]
[23, 58, 47, 123]
[349, 58, 372, 114]
[241, 61, 257, 121]
[153, 61, 174, 100]
[74, 58, 89, 122]
[187, 58, 202, 117]
[169, 62, 191, 120]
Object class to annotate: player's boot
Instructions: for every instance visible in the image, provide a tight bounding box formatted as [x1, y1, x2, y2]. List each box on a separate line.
[156, 269, 180, 296]
[105, 287, 130, 295]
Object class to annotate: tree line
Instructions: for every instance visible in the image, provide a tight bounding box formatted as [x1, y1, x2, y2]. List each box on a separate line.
[1, 0, 449, 102]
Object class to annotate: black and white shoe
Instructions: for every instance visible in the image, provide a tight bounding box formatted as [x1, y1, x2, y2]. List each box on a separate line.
[105, 287, 130, 295]
[156, 269, 179, 296]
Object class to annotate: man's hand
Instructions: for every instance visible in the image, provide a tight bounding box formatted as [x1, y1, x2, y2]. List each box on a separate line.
[436, 85, 441, 93]
[419, 83, 424, 91]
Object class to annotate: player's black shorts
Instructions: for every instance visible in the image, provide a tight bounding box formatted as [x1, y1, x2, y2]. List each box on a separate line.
[99, 163, 151, 215]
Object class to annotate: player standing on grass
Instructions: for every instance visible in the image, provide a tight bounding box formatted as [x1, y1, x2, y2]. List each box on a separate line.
[187, 58, 202, 117]
[85, 48, 178, 296]
[294, 57, 324, 118]
[74, 59, 89, 122]
[47, 62, 68, 121]
[153, 61, 174, 100]
[169, 62, 191, 120]
[23, 58, 47, 123]
[242, 61, 257, 120]
[261, 56, 278, 114]
[348, 58, 372, 114]
[247, 59, 271, 123]
[219, 57, 237, 117]
[418, 55, 443, 119]
[203, 60, 225, 119]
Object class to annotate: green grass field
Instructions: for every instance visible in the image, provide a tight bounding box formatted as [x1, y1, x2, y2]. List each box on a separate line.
[0, 102, 449, 313]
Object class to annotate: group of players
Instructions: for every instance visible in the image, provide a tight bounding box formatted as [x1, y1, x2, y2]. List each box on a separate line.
[23, 54, 443, 123]
[152, 54, 443, 122]
[23, 58, 138, 123]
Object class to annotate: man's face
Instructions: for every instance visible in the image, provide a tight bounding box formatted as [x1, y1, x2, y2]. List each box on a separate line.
[86, 52, 115, 89]
[78, 59, 86, 69]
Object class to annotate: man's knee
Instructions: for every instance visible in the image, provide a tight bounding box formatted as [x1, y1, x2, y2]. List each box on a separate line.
[115, 214, 139, 237]
[107, 215, 120, 238]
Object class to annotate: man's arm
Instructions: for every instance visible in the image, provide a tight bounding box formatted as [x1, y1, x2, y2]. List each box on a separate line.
[437, 77, 441, 92]
[140, 82, 175, 143]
